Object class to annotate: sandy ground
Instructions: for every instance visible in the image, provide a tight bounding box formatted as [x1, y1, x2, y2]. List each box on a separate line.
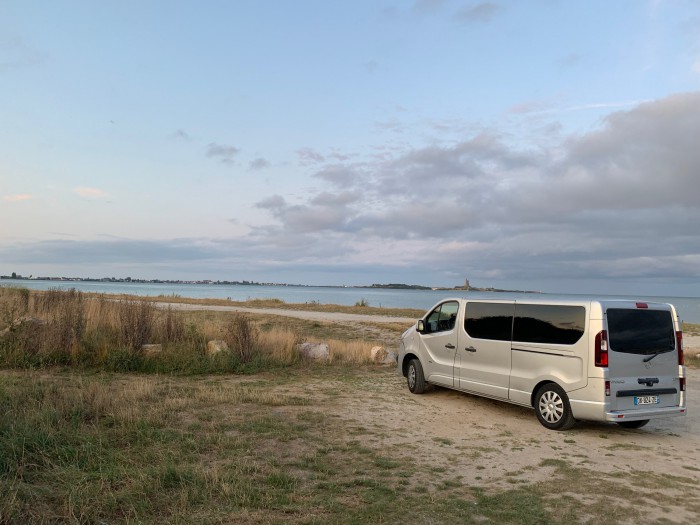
[192, 298, 699, 523]
[160, 299, 700, 520]
[269, 365, 700, 523]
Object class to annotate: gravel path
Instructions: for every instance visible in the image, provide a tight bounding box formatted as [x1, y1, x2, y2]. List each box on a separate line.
[154, 301, 417, 324]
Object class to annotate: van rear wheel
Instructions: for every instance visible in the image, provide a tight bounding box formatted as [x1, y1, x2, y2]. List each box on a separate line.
[407, 359, 427, 394]
[534, 383, 576, 431]
[617, 419, 649, 429]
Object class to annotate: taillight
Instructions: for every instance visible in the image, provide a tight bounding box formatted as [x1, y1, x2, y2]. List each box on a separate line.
[677, 331, 684, 366]
[636, 302, 648, 308]
[595, 330, 608, 367]
[605, 380, 610, 396]
[680, 378, 686, 392]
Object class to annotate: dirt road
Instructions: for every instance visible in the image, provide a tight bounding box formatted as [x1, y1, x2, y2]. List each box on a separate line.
[155, 301, 417, 324]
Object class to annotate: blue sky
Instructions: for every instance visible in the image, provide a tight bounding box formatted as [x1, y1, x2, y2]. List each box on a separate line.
[2, 0, 700, 294]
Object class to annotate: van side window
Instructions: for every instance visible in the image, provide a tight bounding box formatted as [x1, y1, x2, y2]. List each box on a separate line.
[464, 302, 513, 340]
[513, 304, 585, 345]
[425, 301, 459, 333]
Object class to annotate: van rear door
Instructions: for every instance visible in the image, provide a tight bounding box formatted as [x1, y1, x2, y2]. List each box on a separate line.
[605, 304, 681, 413]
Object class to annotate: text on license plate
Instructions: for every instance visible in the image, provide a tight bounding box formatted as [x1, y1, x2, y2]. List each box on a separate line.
[634, 396, 660, 405]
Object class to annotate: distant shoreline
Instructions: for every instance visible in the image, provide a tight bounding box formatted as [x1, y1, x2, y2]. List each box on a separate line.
[1, 275, 538, 293]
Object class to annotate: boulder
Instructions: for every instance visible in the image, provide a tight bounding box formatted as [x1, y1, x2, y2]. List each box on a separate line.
[207, 339, 228, 355]
[384, 351, 399, 364]
[370, 346, 387, 362]
[141, 344, 162, 356]
[298, 342, 330, 360]
[0, 316, 47, 338]
[371, 346, 398, 364]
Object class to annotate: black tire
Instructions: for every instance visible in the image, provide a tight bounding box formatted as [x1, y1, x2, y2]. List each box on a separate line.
[534, 383, 576, 431]
[407, 359, 427, 394]
[617, 419, 650, 429]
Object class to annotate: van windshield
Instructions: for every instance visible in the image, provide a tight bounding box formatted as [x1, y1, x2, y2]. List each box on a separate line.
[607, 309, 675, 355]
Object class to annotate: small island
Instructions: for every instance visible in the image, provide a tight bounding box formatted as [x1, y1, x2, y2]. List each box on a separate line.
[363, 279, 540, 294]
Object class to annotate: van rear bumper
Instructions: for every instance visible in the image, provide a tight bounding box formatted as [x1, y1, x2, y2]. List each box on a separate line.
[605, 406, 686, 422]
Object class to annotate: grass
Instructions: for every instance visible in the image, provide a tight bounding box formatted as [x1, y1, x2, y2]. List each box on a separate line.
[2, 286, 698, 522]
[2, 368, 698, 524]
[51, 290, 426, 318]
[0, 287, 388, 373]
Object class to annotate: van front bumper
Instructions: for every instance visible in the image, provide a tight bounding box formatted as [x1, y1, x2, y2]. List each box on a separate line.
[605, 406, 686, 422]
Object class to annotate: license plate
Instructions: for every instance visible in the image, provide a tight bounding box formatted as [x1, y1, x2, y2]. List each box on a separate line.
[634, 395, 659, 405]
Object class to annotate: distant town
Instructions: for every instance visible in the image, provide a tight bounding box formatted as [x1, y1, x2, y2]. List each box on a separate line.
[1, 272, 298, 287]
[1, 273, 538, 293]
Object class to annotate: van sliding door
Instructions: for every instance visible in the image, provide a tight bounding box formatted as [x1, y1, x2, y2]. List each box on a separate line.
[458, 301, 514, 399]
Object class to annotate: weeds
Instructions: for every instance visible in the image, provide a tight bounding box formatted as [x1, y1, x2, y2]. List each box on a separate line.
[0, 287, 386, 374]
[225, 313, 259, 363]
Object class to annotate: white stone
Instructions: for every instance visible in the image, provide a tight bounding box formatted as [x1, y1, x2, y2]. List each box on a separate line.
[207, 339, 228, 355]
[141, 344, 162, 355]
[298, 342, 330, 360]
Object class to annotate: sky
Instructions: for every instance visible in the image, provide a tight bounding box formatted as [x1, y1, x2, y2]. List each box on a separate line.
[2, 0, 700, 295]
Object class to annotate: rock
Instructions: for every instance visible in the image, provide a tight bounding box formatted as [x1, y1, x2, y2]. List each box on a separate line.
[207, 339, 228, 355]
[0, 316, 47, 338]
[298, 342, 330, 360]
[370, 346, 387, 362]
[384, 351, 398, 364]
[371, 346, 397, 364]
[141, 344, 162, 356]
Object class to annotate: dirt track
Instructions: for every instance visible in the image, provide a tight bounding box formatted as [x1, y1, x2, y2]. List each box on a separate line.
[155, 301, 417, 324]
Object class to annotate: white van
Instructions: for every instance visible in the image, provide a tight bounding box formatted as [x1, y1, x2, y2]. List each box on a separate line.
[398, 297, 687, 430]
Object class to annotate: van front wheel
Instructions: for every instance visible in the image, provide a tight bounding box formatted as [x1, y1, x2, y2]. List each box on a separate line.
[534, 384, 576, 431]
[407, 359, 427, 394]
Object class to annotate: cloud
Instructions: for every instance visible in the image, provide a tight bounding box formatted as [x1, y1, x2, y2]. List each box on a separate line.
[249, 157, 270, 171]
[296, 147, 325, 165]
[3, 194, 33, 202]
[364, 60, 379, 74]
[169, 129, 191, 141]
[249, 92, 700, 288]
[206, 143, 240, 164]
[4, 93, 700, 293]
[0, 34, 46, 73]
[413, 0, 445, 14]
[455, 2, 502, 24]
[556, 53, 582, 69]
[74, 187, 108, 198]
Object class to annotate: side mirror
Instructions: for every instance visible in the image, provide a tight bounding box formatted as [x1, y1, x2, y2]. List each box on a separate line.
[416, 320, 425, 333]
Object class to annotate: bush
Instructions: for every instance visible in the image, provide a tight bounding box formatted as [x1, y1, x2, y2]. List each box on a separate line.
[117, 300, 156, 351]
[224, 313, 259, 363]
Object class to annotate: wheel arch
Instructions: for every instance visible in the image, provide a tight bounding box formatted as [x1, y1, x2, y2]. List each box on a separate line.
[530, 379, 560, 407]
[401, 353, 420, 377]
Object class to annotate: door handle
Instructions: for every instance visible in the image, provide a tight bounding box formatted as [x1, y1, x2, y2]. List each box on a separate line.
[445, 343, 456, 349]
[465, 346, 477, 352]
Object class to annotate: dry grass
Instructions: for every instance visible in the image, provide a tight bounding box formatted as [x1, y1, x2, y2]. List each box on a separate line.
[0, 287, 391, 372]
[41, 289, 425, 318]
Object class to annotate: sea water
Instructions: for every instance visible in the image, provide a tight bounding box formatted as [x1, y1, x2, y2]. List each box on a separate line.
[2, 279, 700, 323]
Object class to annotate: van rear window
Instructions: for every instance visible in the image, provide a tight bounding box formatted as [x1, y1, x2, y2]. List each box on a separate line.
[607, 309, 675, 355]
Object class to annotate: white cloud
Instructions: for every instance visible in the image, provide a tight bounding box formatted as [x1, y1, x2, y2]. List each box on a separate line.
[74, 187, 107, 198]
[3, 194, 33, 202]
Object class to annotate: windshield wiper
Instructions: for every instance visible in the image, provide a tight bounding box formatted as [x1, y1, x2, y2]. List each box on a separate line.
[643, 352, 662, 363]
